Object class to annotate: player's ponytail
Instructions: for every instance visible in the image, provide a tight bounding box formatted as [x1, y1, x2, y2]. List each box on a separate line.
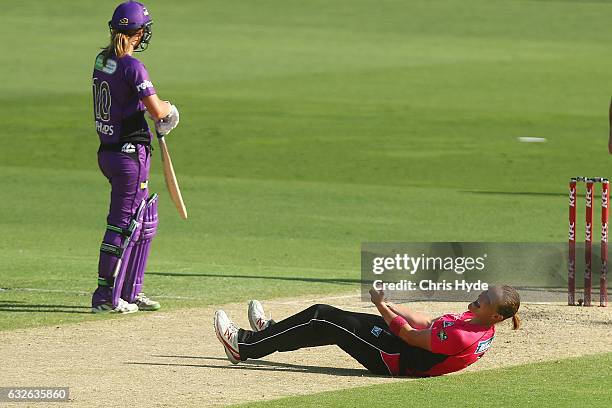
[101, 29, 141, 62]
[497, 285, 521, 330]
[511, 313, 521, 330]
[111, 31, 132, 58]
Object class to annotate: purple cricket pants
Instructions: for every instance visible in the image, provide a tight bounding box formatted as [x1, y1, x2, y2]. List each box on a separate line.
[92, 144, 151, 307]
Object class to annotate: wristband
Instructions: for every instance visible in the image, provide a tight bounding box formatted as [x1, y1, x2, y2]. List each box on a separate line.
[389, 315, 408, 336]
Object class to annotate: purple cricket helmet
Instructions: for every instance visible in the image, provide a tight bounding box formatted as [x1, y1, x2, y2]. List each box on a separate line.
[108, 1, 153, 51]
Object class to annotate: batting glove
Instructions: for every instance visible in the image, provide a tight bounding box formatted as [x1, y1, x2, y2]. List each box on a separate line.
[155, 104, 180, 136]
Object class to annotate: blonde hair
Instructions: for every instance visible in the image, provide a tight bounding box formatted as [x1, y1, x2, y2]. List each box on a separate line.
[101, 29, 141, 61]
[497, 285, 521, 330]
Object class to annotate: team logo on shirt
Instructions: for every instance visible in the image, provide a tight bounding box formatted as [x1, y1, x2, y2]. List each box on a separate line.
[437, 330, 448, 341]
[136, 80, 154, 92]
[474, 337, 494, 354]
[121, 143, 136, 154]
[371, 326, 382, 338]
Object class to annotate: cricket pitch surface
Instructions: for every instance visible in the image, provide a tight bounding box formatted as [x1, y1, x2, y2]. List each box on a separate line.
[1, 293, 610, 407]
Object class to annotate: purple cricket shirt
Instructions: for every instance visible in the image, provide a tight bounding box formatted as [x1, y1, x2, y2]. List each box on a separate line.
[92, 52, 157, 145]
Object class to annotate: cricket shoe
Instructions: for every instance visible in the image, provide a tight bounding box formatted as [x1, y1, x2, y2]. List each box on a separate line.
[134, 293, 161, 311]
[92, 298, 138, 314]
[214, 310, 241, 364]
[248, 300, 273, 331]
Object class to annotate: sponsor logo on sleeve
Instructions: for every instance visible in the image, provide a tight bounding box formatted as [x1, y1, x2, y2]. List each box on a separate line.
[371, 326, 382, 338]
[443, 321, 455, 328]
[474, 337, 494, 354]
[102, 59, 117, 75]
[437, 330, 448, 341]
[94, 55, 117, 74]
[136, 80, 154, 92]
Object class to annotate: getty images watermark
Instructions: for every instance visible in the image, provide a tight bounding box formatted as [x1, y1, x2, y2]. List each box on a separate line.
[371, 252, 489, 292]
[361, 243, 584, 302]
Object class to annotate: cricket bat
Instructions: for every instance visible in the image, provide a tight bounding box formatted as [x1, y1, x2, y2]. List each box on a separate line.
[156, 132, 188, 220]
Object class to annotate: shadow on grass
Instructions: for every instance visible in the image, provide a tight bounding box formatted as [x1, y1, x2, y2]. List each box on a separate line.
[147, 272, 360, 286]
[462, 190, 566, 197]
[126, 355, 383, 378]
[0, 303, 91, 314]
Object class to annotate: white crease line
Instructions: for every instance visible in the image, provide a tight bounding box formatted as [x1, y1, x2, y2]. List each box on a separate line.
[1, 288, 358, 303]
[269, 294, 357, 305]
[3, 288, 89, 295]
[1, 288, 207, 300]
[1, 289, 565, 306]
[154, 295, 213, 300]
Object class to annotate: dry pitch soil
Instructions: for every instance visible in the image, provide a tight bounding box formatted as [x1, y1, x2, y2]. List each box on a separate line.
[1, 293, 611, 407]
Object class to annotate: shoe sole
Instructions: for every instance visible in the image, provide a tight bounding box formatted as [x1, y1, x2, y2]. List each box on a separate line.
[91, 306, 138, 314]
[136, 304, 161, 311]
[213, 311, 240, 364]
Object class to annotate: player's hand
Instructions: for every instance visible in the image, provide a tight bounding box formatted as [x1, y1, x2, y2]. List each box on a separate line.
[155, 104, 180, 136]
[369, 288, 386, 305]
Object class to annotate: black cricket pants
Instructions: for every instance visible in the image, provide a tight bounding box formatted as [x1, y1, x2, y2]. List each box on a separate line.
[237, 304, 406, 375]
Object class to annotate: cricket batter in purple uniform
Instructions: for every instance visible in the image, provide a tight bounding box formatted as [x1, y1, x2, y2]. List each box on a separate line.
[91, 1, 180, 313]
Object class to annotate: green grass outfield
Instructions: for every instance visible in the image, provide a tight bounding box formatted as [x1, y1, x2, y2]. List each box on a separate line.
[1, 0, 612, 331]
[232, 353, 612, 408]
